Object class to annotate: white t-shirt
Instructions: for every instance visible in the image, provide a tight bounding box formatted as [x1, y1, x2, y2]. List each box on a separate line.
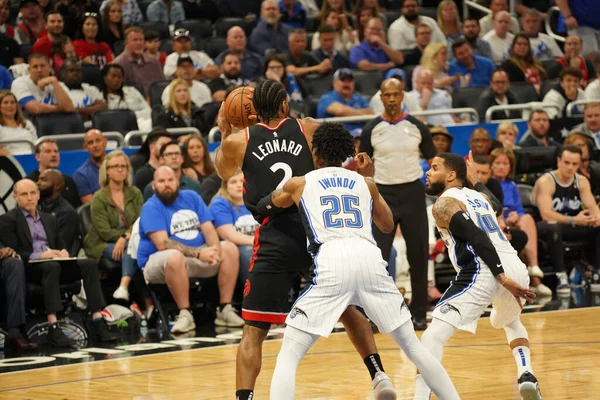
[529, 33, 564, 59]
[161, 80, 212, 109]
[67, 83, 104, 108]
[407, 89, 454, 125]
[311, 30, 357, 53]
[0, 120, 37, 155]
[387, 16, 446, 50]
[164, 50, 215, 78]
[11, 75, 70, 107]
[482, 31, 514, 63]
[585, 79, 600, 100]
[369, 90, 422, 115]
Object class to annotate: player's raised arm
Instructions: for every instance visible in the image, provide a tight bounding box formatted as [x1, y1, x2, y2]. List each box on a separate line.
[299, 117, 320, 151]
[257, 177, 305, 216]
[365, 178, 394, 234]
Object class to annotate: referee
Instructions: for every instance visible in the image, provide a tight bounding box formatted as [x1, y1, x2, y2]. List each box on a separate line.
[360, 78, 436, 330]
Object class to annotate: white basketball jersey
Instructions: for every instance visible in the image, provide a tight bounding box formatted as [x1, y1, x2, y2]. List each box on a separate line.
[437, 187, 516, 273]
[299, 167, 376, 255]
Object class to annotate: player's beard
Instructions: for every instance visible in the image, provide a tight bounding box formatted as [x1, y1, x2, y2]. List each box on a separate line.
[157, 187, 179, 204]
[425, 181, 446, 196]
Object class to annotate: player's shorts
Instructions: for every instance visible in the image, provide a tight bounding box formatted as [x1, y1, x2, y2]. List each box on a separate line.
[285, 238, 411, 337]
[432, 252, 530, 334]
[241, 213, 312, 325]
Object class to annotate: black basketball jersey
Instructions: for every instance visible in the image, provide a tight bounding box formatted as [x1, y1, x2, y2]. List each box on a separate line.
[548, 171, 582, 216]
[242, 118, 314, 219]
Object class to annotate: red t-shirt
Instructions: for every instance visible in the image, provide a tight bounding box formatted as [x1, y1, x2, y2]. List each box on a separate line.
[32, 33, 53, 57]
[1, 24, 14, 38]
[523, 67, 541, 85]
[557, 56, 589, 89]
[73, 40, 113, 69]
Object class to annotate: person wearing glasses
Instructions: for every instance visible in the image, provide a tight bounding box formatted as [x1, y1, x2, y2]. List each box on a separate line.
[476, 69, 521, 121]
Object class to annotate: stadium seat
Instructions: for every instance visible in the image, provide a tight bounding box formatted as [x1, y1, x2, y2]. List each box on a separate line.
[137, 21, 170, 40]
[306, 15, 320, 32]
[138, 0, 151, 19]
[421, 7, 437, 19]
[385, 10, 401, 28]
[204, 36, 228, 60]
[159, 39, 172, 53]
[353, 70, 384, 97]
[452, 86, 487, 110]
[175, 18, 213, 39]
[509, 82, 540, 103]
[82, 64, 103, 88]
[298, 73, 334, 97]
[149, 80, 171, 108]
[34, 112, 85, 138]
[307, 32, 314, 51]
[91, 109, 138, 136]
[215, 17, 253, 37]
[540, 79, 559, 98]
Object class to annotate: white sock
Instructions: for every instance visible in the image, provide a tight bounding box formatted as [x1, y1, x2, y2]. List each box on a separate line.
[413, 375, 430, 400]
[513, 346, 533, 377]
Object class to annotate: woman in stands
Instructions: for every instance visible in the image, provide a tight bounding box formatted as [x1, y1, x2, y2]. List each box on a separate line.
[501, 33, 547, 96]
[84, 149, 144, 302]
[74, 12, 113, 69]
[490, 147, 550, 296]
[413, 43, 459, 92]
[209, 170, 259, 285]
[262, 54, 303, 113]
[101, 63, 151, 131]
[99, 0, 143, 27]
[352, 0, 385, 28]
[437, 0, 461, 43]
[0, 0, 14, 38]
[101, 0, 124, 52]
[181, 134, 215, 185]
[496, 121, 521, 151]
[353, 6, 374, 43]
[312, 10, 358, 52]
[320, 0, 354, 32]
[0, 92, 36, 155]
[156, 79, 203, 131]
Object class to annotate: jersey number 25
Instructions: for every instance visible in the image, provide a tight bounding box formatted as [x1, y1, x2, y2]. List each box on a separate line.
[321, 195, 364, 229]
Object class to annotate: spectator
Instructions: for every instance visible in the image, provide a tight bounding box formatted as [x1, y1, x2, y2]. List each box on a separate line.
[419, 125, 452, 182]
[349, 17, 404, 71]
[162, 56, 213, 109]
[11, 53, 74, 116]
[319, 0, 350, 22]
[312, 10, 357, 53]
[353, 6, 373, 43]
[482, 10, 514, 63]
[36, 169, 79, 256]
[164, 28, 218, 80]
[369, 68, 423, 117]
[215, 26, 264, 81]
[448, 38, 496, 88]
[352, 0, 384, 23]
[207, 51, 253, 102]
[412, 43, 458, 92]
[573, 102, 600, 147]
[519, 109, 560, 148]
[531, 145, 600, 296]
[316, 68, 373, 131]
[311, 24, 351, 72]
[458, 17, 493, 61]
[0, 31, 22, 68]
[181, 134, 216, 186]
[0, 0, 14, 38]
[388, 0, 446, 51]
[520, 9, 563, 59]
[472, 154, 503, 203]
[147, 0, 185, 24]
[100, 0, 124, 52]
[542, 67, 586, 119]
[60, 57, 107, 121]
[360, 78, 436, 330]
[556, 34, 596, 90]
[409, 68, 457, 125]
[210, 170, 258, 285]
[496, 121, 521, 151]
[280, 0, 306, 29]
[15, 0, 46, 45]
[50, 35, 77, 76]
[73, 12, 113, 69]
[437, 0, 461, 44]
[285, 28, 331, 77]
[479, 0, 520, 37]
[31, 11, 63, 58]
[0, 179, 117, 346]
[263, 53, 304, 108]
[586, 76, 600, 100]
[477, 69, 522, 121]
[113, 27, 165, 96]
[54, 0, 100, 39]
[85, 150, 144, 302]
[74, 129, 107, 204]
[144, 30, 166, 67]
[138, 166, 244, 331]
[402, 24, 433, 67]
[143, 141, 203, 200]
[156, 79, 204, 131]
[0, 92, 36, 155]
[134, 128, 173, 191]
[469, 127, 493, 157]
[25, 139, 81, 209]
[99, 0, 143, 27]
[501, 33, 547, 96]
[564, 132, 600, 197]
[101, 63, 151, 131]
[557, 0, 600, 61]
[249, 0, 291, 56]
[218, 0, 261, 20]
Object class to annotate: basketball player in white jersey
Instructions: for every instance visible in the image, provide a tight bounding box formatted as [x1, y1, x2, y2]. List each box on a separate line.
[258, 122, 461, 400]
[413, 152, 542, 400]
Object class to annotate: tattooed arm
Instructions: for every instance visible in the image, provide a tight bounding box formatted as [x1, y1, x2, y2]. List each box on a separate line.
[431, 196, 467, 229]
[148, 231, 200, 258]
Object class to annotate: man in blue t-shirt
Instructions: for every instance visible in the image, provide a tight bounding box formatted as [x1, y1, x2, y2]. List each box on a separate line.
[138, 166, 244, 332]
[73, 129, 106, 204]
[448, 38, 496, 88]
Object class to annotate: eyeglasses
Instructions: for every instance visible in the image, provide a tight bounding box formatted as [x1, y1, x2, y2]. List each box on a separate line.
[162, 152, 182, 158]
[108, 164, 128, 170]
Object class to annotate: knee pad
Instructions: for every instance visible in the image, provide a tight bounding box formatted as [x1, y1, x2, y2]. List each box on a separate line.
[421, 319, 455, 348]
[503, 318, 529, 343]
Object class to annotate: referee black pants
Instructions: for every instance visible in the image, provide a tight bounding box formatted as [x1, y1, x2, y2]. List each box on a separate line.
[373, 180, 429, 320]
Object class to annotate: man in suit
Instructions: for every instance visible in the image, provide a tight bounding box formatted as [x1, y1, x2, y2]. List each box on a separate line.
[0, 179, 117, 347]
[0, 242, 38, 351]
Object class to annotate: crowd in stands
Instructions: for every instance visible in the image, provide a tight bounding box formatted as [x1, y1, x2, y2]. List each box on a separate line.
[2, 0, 600, 350]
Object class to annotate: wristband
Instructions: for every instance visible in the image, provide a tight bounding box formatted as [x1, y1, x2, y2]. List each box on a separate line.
[569, 216, 574, 226]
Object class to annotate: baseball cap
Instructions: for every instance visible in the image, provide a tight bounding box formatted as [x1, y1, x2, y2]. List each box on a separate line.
[172, 28, 191, 40]
[430, 126, 454, 143]
[333, 68, 354, 81]
[20, 0, 39, 8]
[177, 55, 194, 67]
[385, 68, 406, 81]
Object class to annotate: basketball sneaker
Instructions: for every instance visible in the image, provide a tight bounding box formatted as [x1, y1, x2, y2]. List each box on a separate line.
[372, 371, 396, 400]
[531, 283, 552, 297]
[171, 309, 196, 333]
[214, 304, 245, 327]
[528, 266, 544, 278]
[518, 371, 542, 400]
[113, 286, 129, 301]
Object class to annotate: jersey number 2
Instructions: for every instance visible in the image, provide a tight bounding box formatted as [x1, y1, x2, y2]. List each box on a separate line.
[321, 195, 363, 228]
[270, 162, 292, 189]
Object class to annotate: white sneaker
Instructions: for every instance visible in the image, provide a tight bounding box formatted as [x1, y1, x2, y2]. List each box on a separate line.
[556, 272, 571, 297]
[112, 286, 129, 301]
[145, 305, 155, 320]
[214, 304, 245, 327]
[528, 266, 544, 278]
[372, 371, 396, 400]
[171, 309, 196, 333]
[531, 283, 552, 297]
[72, 280, 87, 309]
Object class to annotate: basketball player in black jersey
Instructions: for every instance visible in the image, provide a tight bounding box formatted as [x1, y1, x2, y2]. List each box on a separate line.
[215, 80, 395, 400]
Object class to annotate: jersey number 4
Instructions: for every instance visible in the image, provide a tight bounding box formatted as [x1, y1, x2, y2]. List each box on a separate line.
[321, 195, 364, 229]
[475, 213, 507, 241]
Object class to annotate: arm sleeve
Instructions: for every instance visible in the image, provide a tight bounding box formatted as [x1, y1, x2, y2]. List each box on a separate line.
[210, 197, 235, 228]
[409, 115, 436, 159]
[359, 118, 376, 158]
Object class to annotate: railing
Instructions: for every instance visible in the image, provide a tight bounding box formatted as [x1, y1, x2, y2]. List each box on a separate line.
[463, 0, 491, 19]
[124, 127, 202, 147]
[318, 108, 480, 124]
[36, 131, 125, 148]
[566, 99, 600, 117]
[0, 139, 35, 153]
[546, 7, 566, 43]
[208, 126, 221, 143]
[485, 103, 561, 122]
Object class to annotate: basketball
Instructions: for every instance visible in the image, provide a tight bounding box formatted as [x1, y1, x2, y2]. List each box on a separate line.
[224, 86, 256, 129]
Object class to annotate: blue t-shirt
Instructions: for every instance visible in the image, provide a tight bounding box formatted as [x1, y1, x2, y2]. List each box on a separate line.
[210, 196, 259, 236]
[0, 66, 12, 89]
[569, 0, 600, 30]
[499, 179, 525, 218]
[448, 55, 496, 88]
[73, 158, 100, 198]
[137, 190, 213, 268]
[317, 90, 370, 131]
[349, 41, 390, 69]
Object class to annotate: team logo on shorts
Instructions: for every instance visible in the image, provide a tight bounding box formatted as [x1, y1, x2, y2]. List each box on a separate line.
[290, 307, 308, 321]
[243, 279, 251, 297]
[439, 303, 461, 316]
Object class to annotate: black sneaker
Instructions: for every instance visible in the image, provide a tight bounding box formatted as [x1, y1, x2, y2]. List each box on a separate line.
[518, 371, 542, 400]
[412, 318, 427, 331]
[47, 324, 76, 347]
[90, 318, 119, 342]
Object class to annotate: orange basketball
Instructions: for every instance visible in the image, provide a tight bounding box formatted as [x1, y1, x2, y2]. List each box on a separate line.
[224, 86, 256, 129]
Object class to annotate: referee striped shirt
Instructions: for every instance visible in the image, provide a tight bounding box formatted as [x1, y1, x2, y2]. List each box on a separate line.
[360, 114, 436, 185]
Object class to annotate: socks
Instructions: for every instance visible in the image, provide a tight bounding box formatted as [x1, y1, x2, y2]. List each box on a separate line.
[413, 374, 431, 400]
[235, 390, 253, 400]
[513, 346, 533, 377]
[364, 353, 384, 380]
[219, 303, 229, 310]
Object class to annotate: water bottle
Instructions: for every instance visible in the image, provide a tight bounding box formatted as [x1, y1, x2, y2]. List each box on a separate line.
[140, 316, 148, 338]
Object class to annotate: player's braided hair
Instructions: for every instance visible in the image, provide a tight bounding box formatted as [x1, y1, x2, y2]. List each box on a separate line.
[312, 122, 356, 165]
[252, 79, 288, 124]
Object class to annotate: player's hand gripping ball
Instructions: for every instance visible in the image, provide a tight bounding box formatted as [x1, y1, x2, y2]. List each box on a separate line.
[224, 86, 257, 129]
